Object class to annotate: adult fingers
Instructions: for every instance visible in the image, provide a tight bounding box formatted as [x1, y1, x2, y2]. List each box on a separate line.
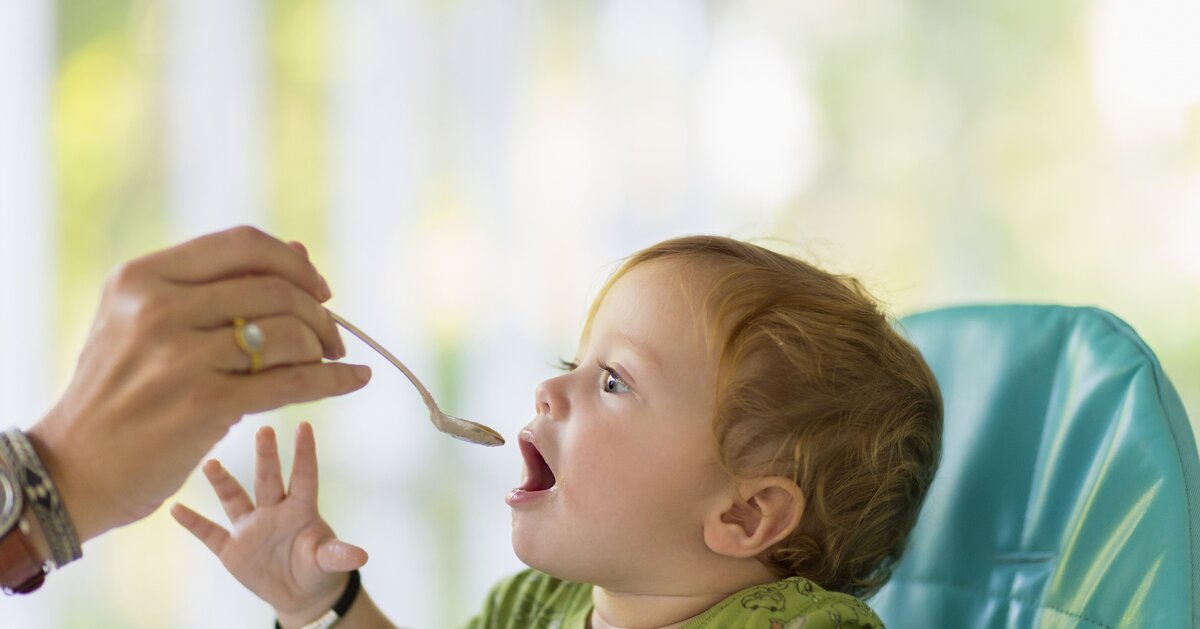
[171, 503, 231, 557]
[287, 241, 308, 259]
[138, 226, 332, 303]
[288, 421, 318, 504]
[220, 362, 372, 416]
[314, 538, 369, 574]
[205, 315, 325, 374]
[202, 459, 255, 522]
[185, 275, 344, 360]
[255, 427, 286, 507]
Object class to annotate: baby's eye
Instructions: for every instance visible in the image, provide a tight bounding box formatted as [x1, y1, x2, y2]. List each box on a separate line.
[601, 365, 631, 394]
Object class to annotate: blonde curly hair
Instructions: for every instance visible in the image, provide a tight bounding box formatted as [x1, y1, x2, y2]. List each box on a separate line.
[590, 236, 942, 599]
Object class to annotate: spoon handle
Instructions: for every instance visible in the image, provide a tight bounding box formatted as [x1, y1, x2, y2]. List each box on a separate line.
[328, 311, 441, 412]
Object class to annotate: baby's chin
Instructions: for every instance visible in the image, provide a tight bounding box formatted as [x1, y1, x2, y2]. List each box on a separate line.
[510, 516, 547, 568]
[512, 529, 638, 588]
[511, 523, 587, 582]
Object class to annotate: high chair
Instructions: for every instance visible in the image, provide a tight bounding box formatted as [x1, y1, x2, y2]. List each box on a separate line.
[870, 305, 1200, 628]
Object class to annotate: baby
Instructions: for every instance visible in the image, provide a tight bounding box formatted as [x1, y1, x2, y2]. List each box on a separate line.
[172, 236, 942, 628]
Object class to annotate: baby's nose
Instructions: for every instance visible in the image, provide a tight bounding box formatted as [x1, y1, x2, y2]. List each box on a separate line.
[534, 376, 568, 420]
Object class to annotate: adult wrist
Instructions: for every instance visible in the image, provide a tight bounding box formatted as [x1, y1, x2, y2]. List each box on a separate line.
[275, 570, 361, 629]
[23, 423, 104, 543]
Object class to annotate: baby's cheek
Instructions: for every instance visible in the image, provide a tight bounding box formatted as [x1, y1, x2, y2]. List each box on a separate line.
[564, 444, 648, 506]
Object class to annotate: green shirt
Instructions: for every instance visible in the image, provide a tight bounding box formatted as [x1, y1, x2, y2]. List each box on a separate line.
[463, 569, 884, 629]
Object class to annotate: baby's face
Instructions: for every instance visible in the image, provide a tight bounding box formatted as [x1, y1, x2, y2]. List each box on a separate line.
[508, 261, 731, 591]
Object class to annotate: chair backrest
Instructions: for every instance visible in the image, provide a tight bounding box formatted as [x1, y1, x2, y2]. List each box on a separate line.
[870, 305, 1199, 628]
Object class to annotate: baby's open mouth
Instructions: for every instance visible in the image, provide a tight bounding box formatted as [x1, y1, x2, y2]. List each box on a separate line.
[518, 432, 556, 492]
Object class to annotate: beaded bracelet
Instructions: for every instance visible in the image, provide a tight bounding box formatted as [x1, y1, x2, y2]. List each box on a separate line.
[0, 428, 81, 568]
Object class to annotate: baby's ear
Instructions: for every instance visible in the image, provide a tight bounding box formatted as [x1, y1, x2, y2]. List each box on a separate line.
[703, 477, 804, 559]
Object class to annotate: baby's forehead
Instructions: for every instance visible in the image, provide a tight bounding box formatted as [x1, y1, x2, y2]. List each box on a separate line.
[579, 260, 721, 358]
[613, 259, 718, 306]
[590, 261, 706, 319]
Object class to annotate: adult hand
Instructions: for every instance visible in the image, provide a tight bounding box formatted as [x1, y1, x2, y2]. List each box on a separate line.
[25, 226, 372, 543]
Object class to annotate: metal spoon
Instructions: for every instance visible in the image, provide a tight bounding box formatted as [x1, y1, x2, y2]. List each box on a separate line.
[329, 311, 505, 447]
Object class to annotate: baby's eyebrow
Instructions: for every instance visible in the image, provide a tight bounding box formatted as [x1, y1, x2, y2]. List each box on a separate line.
[611, 331, 663, 371]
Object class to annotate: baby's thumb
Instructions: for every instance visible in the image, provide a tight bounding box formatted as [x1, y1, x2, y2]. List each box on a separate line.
[315, 538, 369, 573]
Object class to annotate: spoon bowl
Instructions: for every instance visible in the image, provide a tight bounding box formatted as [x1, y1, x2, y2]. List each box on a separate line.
[434, 411, 506, 446]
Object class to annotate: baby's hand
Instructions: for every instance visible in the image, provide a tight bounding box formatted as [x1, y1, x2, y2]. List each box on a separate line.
[171, 422, 367, 625]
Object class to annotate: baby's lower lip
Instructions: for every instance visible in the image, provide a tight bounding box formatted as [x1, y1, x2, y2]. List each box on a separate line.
[506, 486, 554, 507]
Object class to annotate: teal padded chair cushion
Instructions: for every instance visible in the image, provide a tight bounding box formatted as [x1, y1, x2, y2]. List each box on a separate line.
[870, 305, 1200, 628]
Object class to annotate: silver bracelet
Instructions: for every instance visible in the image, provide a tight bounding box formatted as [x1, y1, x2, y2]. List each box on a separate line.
[0, 428, 82, 568]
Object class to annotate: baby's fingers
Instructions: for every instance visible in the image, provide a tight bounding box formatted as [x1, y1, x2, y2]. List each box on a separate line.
[287, 421, 319, 503]
[203, 459, 255, 522]
[255, 426, 286, 507]
[314, 538, 368, 573]
[171, 503, 231, 556]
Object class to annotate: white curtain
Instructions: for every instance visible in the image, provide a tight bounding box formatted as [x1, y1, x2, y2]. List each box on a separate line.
[165, 0, 268, 238]
[0, 0, 55, 423]
[0, 3, 56, 627]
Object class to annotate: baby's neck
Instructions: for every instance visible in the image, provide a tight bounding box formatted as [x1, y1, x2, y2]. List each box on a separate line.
[587, 561, 777, 629]
[588, 588, 718, 629]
